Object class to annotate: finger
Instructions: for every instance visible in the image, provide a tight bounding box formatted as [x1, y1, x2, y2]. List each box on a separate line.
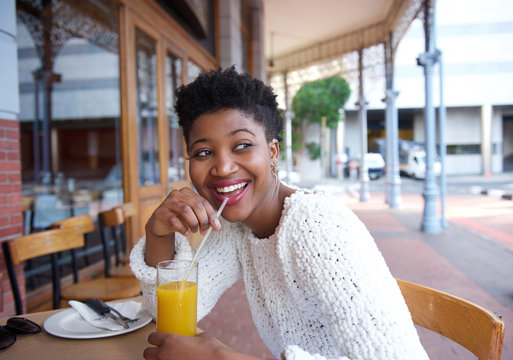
[171, 189, 216, 234]
[142, 346, 159, 360]
[147, 331, 168, 346]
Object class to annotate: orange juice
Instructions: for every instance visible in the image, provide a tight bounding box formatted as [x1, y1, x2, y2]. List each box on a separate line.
[156, 281, 198, 336]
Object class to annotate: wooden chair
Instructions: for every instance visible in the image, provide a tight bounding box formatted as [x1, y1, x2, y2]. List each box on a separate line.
[50, 214, 95, 283]
[3, 227, 141, 315]
[98, 204, 136, 278]
[397, 279, 504, 360]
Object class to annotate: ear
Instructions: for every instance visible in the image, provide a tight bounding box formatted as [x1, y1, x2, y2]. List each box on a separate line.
[269, 139, 280, 163]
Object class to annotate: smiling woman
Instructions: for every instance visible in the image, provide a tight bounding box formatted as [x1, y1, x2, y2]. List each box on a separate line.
[129, 67, 430, 360]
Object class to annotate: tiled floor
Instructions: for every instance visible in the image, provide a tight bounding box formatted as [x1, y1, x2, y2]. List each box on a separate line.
[199, 192, 512, 359]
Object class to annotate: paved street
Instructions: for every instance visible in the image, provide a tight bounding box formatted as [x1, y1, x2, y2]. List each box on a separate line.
[199, 174, 513, 359]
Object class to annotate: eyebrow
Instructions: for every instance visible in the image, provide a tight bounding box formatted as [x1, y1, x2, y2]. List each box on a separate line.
[189, 128, 256, 150]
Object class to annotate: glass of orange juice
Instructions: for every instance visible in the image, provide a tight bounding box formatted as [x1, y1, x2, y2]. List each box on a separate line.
[156, 260, 198, 336]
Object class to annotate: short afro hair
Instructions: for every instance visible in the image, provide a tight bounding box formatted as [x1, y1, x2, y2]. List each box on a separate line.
[175, 66, 283, 146]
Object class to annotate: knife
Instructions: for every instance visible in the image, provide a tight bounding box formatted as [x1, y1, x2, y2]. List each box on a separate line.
[84, 298, 129, 329]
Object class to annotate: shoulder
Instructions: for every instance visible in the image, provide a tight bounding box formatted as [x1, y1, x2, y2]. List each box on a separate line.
[280, 190, 361, 231]
[277, 191, 375, 263]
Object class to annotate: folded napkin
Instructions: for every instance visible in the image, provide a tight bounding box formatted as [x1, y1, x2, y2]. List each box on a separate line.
[69, 300, 142, 331]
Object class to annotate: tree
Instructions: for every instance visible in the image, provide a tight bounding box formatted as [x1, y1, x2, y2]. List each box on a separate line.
[292, 76, 350, 128]
[291, 76, 350, 163]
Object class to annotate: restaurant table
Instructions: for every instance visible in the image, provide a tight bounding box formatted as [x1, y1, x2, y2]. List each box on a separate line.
[0, 296, 156, 360]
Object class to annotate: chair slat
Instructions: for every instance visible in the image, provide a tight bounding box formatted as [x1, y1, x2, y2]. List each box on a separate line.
[397, 279, 504, 360]
[9, 228, 83, 266]
[51, 214, 95, 234]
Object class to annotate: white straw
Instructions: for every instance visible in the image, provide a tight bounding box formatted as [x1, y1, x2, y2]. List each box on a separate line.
[182, 197, 228, 282]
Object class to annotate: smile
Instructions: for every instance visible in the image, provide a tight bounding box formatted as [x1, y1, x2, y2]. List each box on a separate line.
[216, 181, 248, 194]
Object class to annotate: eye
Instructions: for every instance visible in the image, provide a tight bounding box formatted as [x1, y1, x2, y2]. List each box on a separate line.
[234, 143, 252, 151]
[193, 149, 213, 158]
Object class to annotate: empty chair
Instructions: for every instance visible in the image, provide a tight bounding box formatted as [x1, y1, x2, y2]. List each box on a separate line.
[3, 227, 141, 315]
[98, 203, 137, 278]
[397, 279, 504, 360]
[50, 214, 97, 282]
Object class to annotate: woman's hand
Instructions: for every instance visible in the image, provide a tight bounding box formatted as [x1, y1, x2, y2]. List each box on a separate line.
[143, 332, 226, 360]
[143, 332, 271, 360]
[144, 187, 221, 267]
[146, 187, 220, 238]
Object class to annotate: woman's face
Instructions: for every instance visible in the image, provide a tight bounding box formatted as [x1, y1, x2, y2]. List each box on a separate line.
[188, 109, 279, 223]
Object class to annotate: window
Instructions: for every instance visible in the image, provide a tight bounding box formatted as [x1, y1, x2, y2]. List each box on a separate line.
[135, 28, 160, 186]
[166, 52, 185, 182]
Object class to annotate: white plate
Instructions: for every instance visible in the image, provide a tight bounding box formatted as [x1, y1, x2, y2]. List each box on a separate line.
[43, 308, 153, 339]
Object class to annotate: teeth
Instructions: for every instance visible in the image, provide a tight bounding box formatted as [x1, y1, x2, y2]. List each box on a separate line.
[216, 182, 247, 193]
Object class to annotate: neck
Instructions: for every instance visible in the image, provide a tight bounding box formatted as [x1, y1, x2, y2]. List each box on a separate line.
[244, 181, 294, 239]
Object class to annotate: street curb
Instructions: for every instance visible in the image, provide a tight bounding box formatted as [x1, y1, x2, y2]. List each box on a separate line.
[470, 186, 513, 200]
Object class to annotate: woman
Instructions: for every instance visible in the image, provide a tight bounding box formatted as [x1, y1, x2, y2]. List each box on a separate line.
[130, 67, 429, 360]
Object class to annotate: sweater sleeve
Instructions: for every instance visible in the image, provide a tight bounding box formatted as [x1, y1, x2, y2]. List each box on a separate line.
[279, 195, 429, 360]
[129, 219, 243, 321]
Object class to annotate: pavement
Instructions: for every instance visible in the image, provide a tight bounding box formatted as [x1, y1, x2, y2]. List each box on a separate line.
[198, 174, 513, 360]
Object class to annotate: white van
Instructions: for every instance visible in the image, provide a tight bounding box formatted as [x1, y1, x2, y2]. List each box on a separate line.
[399, 149, 441, 180]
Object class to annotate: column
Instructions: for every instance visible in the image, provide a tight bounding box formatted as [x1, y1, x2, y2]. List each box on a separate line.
[384, 35, 402, 208]
[481, 104, 492, 177]
[417, 0, 441, 233]
[357, 49, 370, 202]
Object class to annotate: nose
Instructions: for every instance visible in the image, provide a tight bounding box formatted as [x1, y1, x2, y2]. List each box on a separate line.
[210, 151, 239, 177]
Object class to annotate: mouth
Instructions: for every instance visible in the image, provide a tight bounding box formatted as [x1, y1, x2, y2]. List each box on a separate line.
[210, 180, 250, 205]
[215, 181, 248, 196]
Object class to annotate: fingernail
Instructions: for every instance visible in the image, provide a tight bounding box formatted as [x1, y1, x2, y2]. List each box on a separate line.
[184, 230, 190, 237]
[214, 218, 221, 229]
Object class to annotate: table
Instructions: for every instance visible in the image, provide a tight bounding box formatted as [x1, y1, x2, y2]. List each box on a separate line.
[0, 297, 156, 359]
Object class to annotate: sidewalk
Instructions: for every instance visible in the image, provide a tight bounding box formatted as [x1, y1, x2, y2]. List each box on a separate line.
[199, 189, 513, 359]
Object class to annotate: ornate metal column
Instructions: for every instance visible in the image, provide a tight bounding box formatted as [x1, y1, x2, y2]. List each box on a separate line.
[384, 34, 402, 208]
[417, 0, 441, 233]
[283, 72, 293, 184]
[357, 49, 370, 202]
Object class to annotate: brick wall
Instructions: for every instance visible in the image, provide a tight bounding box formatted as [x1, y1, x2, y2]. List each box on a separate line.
[0, 118, 23, 317]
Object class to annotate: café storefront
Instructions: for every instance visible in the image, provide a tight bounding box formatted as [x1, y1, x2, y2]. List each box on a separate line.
[1, 0, 264, 315]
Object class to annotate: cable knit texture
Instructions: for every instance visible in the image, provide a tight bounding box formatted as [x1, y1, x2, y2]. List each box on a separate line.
[130, 191, 429, 360]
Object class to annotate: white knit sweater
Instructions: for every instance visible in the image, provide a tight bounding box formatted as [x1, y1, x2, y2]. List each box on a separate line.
[130, 191, 429, 360]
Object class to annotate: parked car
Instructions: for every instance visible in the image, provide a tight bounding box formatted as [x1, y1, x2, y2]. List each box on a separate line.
[344, 153, 385, 180]
[399, 149, 441, 180]
[365, 153, 386, 180]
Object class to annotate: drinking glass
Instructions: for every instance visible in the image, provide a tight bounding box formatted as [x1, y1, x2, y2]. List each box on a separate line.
[156, 260, 198, 336]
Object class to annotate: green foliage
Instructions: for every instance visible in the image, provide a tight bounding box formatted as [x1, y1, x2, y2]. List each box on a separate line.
[306, 142, 321, 160]
[291, 76, 351, 128]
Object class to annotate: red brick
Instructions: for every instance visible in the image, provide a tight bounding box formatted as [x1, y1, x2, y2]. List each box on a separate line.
[0, 195, 6, 205]
[0, 129, 4, 138]
[0, 174, 7, 183]
[8, 193, 22, 203]
[0, 226, 22, 239]
[0, 119, 19, 128]
[0, 142, 18, 150]
[6, 129, 19, 140]
[10, 214, 22, 226]
[0, 205, 21, 215]
[0, 184, 21, 193]
[0, 162, 21, 171]
[8, 173, 20, 183]
[7, 152, 20, 161]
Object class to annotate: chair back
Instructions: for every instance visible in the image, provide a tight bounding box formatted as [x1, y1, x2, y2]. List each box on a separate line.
[397, 279, 504, 360]
[50, 214, 96, 283]
[2, 228, 84, 314]
[98, 204, 134, 277]
[51, 214, 95, 234]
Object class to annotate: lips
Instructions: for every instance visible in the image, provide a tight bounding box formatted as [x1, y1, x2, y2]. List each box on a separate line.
[210, 179, 250, 205]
